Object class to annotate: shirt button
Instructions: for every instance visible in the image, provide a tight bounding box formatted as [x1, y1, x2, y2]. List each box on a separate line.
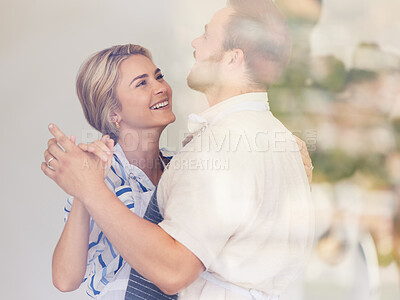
[129, 173, 135, 180]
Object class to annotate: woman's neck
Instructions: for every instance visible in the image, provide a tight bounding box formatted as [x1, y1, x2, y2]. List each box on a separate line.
[117, 128, 163, 185]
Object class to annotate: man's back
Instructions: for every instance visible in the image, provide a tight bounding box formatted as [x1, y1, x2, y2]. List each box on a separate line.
[157, 93, 314, 299]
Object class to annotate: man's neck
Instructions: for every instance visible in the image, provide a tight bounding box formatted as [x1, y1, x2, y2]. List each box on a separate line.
[205, 85, 266, 107]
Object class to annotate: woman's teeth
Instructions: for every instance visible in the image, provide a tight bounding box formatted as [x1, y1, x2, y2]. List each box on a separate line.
[150, 100, 169, 110]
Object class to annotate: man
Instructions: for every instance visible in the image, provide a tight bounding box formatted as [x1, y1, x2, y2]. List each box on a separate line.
[42, 0, 314, 299]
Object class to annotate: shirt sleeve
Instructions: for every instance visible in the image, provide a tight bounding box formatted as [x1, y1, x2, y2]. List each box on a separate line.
[158, 130, 257, 269]
[63, 196, 74, 223]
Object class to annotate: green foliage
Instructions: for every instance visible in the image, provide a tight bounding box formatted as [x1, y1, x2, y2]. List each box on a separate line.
[358, 154, 390, 188]
[311, 150, 391, 187]
[346, 69, 378, 84]
[311, 150, 359, 182]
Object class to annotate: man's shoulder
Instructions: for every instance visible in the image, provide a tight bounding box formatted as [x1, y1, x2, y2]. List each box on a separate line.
[212, 110, 291, 137]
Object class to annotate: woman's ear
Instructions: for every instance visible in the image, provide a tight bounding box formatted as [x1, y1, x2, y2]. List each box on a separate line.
[109, 111, 121, 123]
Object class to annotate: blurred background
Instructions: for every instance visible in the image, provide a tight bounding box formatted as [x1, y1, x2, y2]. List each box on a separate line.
[0, 0, 399, 299]
[273, 0, 400, 299]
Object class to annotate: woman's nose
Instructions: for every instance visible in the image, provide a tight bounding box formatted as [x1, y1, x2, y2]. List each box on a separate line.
[153, 80, 167, 95]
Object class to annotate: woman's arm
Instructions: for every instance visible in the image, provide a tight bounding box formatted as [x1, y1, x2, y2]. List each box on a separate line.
[42, 124, 204, 295]
[52, 198, 90, 292]
[51, 135, 114, 292]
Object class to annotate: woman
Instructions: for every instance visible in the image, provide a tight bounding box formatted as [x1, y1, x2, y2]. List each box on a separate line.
[50, 44, 176, 299]
[47, 43, 313, 299]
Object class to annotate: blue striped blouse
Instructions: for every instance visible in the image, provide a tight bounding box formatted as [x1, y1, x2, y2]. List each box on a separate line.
[63, 143, 172, 298]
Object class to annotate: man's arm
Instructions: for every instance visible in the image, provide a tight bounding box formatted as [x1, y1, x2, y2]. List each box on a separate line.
[42, 124, 205, 295]
[80, 183, 204, 295]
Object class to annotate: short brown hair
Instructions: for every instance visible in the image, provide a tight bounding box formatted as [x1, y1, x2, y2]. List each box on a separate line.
[225, 0, 291, 88]
[76, 44, 152, 143]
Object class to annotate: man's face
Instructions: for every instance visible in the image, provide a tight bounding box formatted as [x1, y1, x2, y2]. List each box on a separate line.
[187, 7, 234, 93]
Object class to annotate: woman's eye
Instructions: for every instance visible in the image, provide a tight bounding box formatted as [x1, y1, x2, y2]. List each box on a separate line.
[136, 80, 146, 88]
[156, 74, 165, 80]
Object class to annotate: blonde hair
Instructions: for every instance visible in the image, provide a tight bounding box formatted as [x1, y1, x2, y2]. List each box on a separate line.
[76, 44, 152, 143]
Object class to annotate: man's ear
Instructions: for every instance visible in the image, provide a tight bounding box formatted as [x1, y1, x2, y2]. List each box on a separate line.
[227, 48, 245, 67]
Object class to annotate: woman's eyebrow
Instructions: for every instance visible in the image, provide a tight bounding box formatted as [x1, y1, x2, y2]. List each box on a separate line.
[129, 68, 162, 86]
[129, 74, 148, 86]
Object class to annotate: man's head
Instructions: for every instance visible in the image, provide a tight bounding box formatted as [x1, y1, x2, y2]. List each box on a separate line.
[187, 0, 292, 95]
[186, 7, 233, 95]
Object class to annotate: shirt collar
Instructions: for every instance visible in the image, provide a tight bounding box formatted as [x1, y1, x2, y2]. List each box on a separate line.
[113, 143, 166, 183]
[187, 92, 269, 133]
[113, 143, 129, 166]
[113, 143, 149, 180]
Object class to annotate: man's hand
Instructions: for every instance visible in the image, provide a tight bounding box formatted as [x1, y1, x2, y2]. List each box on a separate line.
[41, 124, 108, 199]
[294, 135, 313, 186]
[77, 136, 114, 179]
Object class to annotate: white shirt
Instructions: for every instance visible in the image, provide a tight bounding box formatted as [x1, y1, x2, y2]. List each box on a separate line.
[157, 92, 315, 299]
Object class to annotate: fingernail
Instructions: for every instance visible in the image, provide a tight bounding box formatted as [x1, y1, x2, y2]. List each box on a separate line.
[88, 146, 95, 151]
[49, 124, 54, 129]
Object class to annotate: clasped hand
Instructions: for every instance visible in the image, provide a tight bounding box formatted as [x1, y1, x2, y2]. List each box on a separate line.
[41, 124, 114, 199]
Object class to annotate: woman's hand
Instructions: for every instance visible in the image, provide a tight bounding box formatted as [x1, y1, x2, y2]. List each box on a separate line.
[77, 136, 114, 179]
[294, 135, 313, 186]
[42, 124, 108, 199]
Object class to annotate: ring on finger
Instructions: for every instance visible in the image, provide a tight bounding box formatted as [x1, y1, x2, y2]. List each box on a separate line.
[47, 157, 55, 168]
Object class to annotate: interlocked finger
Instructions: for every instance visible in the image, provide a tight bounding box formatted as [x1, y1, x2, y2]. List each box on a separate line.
[47, 139, 66, 161]
[78, 142, 108, 162]
[48, 124, 76, 153]
[44, 149, 59, 170]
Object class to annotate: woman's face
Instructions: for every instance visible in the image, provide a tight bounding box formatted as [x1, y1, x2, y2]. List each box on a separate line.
[115, 54, 175, 132]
